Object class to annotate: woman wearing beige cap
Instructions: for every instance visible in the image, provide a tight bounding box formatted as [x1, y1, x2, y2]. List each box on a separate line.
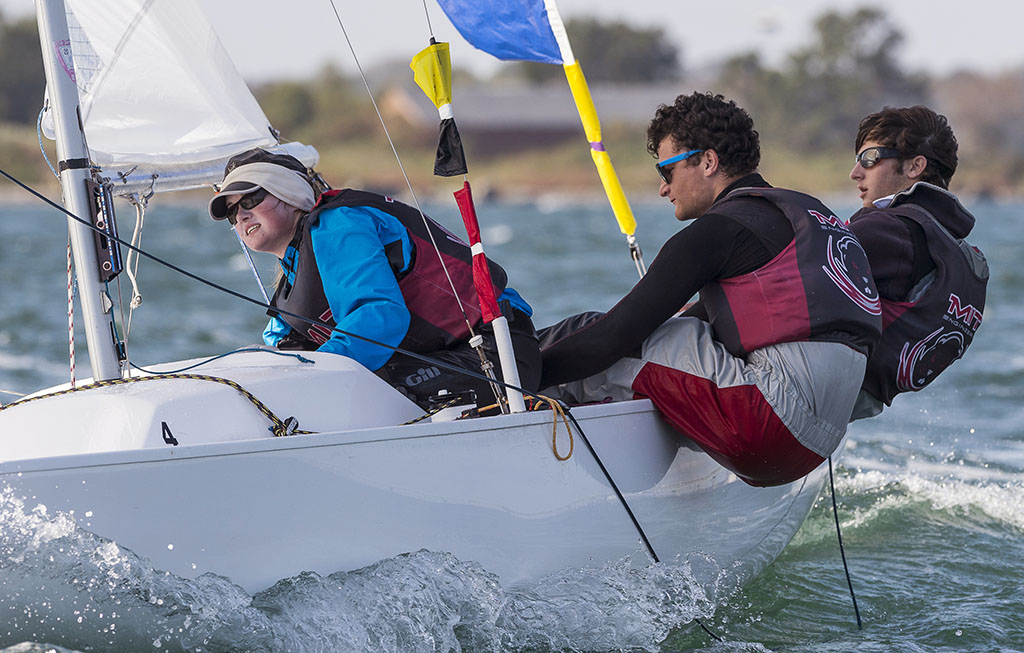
[209, 148, 540, 408]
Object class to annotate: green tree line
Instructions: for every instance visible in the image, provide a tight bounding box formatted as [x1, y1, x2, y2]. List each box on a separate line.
[2, 9, 1022, 194]
[0, 12, 45, 124]
[719, 8, 928, 152]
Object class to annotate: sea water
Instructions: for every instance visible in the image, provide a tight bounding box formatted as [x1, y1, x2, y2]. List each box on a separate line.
[0, 193, 1020, 652]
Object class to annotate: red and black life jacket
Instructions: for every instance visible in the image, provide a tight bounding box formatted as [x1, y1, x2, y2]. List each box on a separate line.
[700, 187, 883, 358]
[859, 202, 988, 405]
[268, 188, 508, 354]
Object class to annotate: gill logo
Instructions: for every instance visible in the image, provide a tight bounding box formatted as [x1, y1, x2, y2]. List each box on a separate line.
[405, 367, 441, 386]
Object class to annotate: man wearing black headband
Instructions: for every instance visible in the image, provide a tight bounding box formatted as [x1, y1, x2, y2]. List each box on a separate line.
[848, 106, 989, 420]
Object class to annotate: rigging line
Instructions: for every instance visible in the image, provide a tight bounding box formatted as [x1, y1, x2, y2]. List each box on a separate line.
[420, 0, 435, 39]
[828, 456, 863, 629]
[131, 347, 315, 375]
[0, 166, 531, 400]
[126, 200, 147, 309]
[565, 405, 723, 643]
[114, 264, 131, 376]
[36, 104, 59, 179]
[232, 227, 271, 304]
[122, 194, 152, 377]
[105, 275, 128, 354]
[563, 408, 659, 563]
[123, 197, 147, 341]
[325, 0, 482, 344]
[694, 618, 724, 643]
[66, 233, 76, 387]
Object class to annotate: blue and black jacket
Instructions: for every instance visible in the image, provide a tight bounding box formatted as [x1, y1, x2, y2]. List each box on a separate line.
[265, 189, 531, 370]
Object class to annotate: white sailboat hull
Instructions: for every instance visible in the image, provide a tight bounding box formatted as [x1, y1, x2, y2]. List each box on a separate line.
[11, 0, 830, 635]
[0, 353, 824, 593]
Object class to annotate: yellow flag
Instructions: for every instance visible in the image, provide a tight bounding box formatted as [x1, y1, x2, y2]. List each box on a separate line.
[410, 42, 452, 110]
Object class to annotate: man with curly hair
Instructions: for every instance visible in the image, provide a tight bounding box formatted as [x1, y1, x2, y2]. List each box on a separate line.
[847, 106, 988, 420]
[539, 92, 882, 486]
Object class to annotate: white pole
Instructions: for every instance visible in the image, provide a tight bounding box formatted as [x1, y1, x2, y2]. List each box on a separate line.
[490, 316, 526, 413]
[36, 0, 123, 381]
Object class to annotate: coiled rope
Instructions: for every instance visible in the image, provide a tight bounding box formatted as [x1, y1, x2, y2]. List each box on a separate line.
[401, 396, 462, 425]
[400, 394, 575, 463]
[531, 395, 574, 461]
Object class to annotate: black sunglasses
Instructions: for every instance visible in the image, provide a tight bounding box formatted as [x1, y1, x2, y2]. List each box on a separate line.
[855, 146, 902, 169]
[226, 188, 270, 225]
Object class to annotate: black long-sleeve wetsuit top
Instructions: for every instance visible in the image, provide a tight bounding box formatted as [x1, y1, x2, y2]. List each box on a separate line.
[540, 173, 793, 388]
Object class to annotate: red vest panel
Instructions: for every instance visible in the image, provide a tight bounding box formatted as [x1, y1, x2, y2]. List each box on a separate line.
[701, 188, 882, 357]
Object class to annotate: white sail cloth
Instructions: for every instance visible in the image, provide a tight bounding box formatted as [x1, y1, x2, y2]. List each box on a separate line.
[42, 0, 316, 195]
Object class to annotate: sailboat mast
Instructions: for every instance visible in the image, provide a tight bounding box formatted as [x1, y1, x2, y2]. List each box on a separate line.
[35, 0, 122, 381]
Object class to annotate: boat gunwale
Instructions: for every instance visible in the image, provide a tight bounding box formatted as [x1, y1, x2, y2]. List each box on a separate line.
[0, 397, 663, 474]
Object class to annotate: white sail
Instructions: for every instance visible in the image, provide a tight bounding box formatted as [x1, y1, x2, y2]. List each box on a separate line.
[42, 0, 316, 195]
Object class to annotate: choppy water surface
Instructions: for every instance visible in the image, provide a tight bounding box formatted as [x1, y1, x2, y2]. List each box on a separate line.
[0, 193, 1020, 652]
[1, 479, 724, 652]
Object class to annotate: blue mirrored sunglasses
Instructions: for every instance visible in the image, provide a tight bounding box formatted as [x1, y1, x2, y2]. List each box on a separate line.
[656, 149, 703, 184]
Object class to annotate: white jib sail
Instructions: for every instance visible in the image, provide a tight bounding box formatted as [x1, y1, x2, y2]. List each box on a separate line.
[42, 0, 316, 196]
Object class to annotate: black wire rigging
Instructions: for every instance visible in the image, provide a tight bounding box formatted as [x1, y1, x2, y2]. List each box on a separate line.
[829, 456, 863, 629]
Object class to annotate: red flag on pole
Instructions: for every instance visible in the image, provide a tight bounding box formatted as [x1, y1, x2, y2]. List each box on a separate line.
[453, 181, 501, 323]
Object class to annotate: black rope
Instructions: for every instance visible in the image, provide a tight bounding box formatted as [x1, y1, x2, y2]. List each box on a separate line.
[130, 347, 315, 375]
[828, 456, 863, 629]
[562, 408, 723, 643]
[694, 619, 724, 643]
[563, 408, 659, 561]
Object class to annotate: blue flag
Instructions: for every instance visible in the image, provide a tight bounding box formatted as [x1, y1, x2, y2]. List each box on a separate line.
[435, 0, 564, 64]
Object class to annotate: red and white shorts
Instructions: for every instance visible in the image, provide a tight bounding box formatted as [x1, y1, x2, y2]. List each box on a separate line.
[555, 317, 866, 486]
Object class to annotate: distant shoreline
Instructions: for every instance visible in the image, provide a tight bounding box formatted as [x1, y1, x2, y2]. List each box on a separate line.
[2, 123, 1019, 209]
[1, 179, 1016, 211]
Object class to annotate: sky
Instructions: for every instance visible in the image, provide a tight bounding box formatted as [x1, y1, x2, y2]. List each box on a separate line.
[5, 0, 1024, 82]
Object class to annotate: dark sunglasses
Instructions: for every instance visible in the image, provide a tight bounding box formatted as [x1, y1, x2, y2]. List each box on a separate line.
[656, 149, 703, 184]
[855, 146, 902, 169]
[226, 188, 270, 225]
